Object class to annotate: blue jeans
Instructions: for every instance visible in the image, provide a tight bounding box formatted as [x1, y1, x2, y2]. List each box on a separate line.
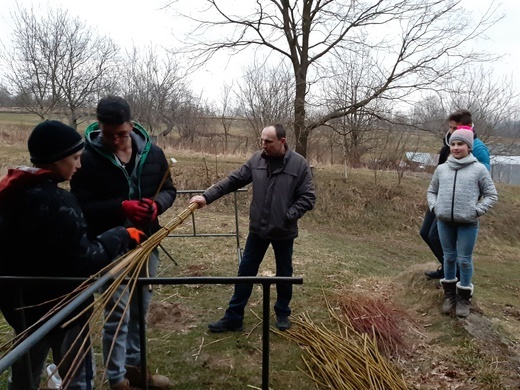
[224, 233, 294, 323]
[437, 220, 479, 287]
[9, 321, 94, 390]
[102, 249, 159, 385]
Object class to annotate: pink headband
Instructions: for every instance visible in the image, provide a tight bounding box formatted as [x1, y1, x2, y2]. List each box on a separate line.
[457, 125, 473, 131]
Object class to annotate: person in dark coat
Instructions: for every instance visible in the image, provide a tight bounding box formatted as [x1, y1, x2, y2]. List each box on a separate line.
[0, 121, 140, 390]
[70, 96, 176, 390]
[190, 123, 315, 332]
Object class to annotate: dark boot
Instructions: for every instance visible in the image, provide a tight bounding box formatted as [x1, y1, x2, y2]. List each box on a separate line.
[208, 317, 243, 333]
[456, 283, 473, 318]
[425, 267, 444, 279]
[440, 279, 457, 314]
[275, 315, 291, 331]
[125, 365, 170, 389]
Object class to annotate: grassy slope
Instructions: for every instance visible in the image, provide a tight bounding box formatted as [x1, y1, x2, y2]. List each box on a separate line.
[0, 144, 519, 388]
[139, 150, 520, 389]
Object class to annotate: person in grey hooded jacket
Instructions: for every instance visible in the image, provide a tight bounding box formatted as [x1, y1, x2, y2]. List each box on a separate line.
[427, 128, 498, 318]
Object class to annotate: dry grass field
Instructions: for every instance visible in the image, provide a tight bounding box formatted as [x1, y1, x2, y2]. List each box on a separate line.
[0, 114, 519, 389]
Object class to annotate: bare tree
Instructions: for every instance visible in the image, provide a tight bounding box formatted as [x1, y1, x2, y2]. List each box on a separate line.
[217, 82, 236, 154]
[56, 18, 119, 129]
[235, 60, 294, 150]
[412, 65, 520, 153]
[1, 5, 119, 127]
[164, 92, 211, 144]
[386, 122, 421, 186]
[448, 66, 519, 145]
[322, 46, 390, 174]
[1, 6, 62, 119]
[307, 126, 341, 166]
[120, 46, 189, 135]
[165, 0, 500, 158]
[0, 83, 13, 107]
[411, 94, 448, 136]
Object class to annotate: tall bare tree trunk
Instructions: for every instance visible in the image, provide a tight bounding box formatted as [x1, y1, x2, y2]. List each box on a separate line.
[294, 64, 308, 156]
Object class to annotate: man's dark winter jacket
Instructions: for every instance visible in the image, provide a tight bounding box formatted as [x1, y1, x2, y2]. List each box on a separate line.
[70, 122, 176, 237]
[0, 167, 130, 330]
[203, 147, 315, 240]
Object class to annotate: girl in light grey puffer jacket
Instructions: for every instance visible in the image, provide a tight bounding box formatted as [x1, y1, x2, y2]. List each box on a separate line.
[427, 128, 498, 318]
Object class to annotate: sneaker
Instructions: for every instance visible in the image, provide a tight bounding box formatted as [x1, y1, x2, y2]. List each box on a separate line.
[275, 315, 291, 331]
[424, 267, 444, 279]
[125, 365, 170, 389]
[208, 317, 243, 333]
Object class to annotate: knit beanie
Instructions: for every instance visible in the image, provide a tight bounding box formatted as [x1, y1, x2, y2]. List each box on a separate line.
[450, 128, 474, 150]
[28, 120, 85, 164]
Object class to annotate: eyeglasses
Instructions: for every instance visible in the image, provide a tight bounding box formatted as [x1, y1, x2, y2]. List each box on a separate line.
[101, 131, 131, 141]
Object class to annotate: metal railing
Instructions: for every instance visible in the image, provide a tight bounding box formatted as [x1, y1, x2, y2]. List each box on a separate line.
[0, 275, 303, 390]
[0, 187, 295, 389]
[166, 189, 247, 264]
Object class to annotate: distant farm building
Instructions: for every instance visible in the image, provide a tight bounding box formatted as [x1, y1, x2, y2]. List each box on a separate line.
[405, 152, 438, 173]
[490, 156, 520, 185]
[405, 152, 520, 185]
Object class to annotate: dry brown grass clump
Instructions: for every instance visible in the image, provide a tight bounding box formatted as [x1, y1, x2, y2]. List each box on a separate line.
[337, 292, 409, 357]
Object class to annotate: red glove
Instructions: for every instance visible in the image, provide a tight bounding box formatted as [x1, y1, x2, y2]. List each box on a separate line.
[126, 227, 146, 247]
[122, 199, 157, 224]
[139, 198, 158, 221]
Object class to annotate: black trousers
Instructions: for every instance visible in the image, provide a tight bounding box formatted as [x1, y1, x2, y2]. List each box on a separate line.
[419, 209, 444, 266]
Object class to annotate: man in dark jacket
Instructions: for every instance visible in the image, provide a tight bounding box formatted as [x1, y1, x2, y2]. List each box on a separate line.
[70, 96, 176, 390]
[190, 123, 315, 332]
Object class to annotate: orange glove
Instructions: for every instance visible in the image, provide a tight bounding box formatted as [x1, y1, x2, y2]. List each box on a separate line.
[126, 227, 146, 247]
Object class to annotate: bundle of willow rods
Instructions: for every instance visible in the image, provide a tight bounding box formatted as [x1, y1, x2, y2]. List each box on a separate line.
[337, 293, 407, 357]
[1, 203, 198, 387]
[275, 298, 407, 389]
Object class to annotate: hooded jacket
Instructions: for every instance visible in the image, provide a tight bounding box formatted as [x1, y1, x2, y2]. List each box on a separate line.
[0, 167, 130, 330]
[203, 146, 315, 240]
[70, 122, 176, 237]
[427, 154, 498, 224]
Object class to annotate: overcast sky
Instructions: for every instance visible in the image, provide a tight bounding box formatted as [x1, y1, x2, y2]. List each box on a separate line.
[1, 0, 519, 103]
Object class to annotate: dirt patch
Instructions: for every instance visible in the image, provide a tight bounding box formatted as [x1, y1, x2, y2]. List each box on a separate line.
[503, 304, 520, 320]
[462, 314, 520, 388]
[348, 267, 520, 389]
[147, 301, 195, 332]
[181, 265, 208, 277]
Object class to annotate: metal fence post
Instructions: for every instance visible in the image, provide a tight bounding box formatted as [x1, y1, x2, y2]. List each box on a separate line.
[262, 282, 271, 390]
